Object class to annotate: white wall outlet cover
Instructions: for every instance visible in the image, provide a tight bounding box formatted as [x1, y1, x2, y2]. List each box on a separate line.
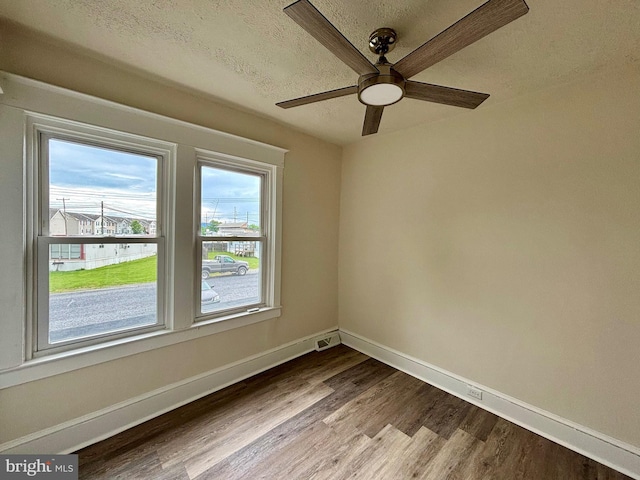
[467, 385, 483, 401]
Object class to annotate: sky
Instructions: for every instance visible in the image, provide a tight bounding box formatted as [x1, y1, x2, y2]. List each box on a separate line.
[49, 139, 157, 219]
[48, 139, 261, 225]
[201, 165, 261, 226]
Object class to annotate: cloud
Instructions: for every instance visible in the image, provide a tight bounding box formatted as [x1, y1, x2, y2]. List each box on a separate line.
[104, 172, 147, 181]
[201, 166, 261, 224]
[48, 139, 157, 218]
[49, 139, 157, 192]
[47, 140, 263, 224]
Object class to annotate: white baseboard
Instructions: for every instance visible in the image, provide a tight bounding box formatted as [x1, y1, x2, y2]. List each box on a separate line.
[0, 327, 339, 455]
[4, 326, 637, 479]
[339, 329, 640, 480]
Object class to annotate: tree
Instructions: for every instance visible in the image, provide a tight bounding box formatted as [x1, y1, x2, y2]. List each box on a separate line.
[130, 220, 144, 234]
[248, 223, 260, 231]
[207, 219, 221, 233]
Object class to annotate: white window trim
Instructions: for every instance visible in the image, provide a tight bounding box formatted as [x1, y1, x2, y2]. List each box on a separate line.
[0, 71, 286, 389]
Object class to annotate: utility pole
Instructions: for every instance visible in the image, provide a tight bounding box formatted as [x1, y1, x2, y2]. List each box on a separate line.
[101, 201, 105, 235]
[233, 206, 237, 222]
[212, 199, 219, 221]
[56, 197, 70, 235]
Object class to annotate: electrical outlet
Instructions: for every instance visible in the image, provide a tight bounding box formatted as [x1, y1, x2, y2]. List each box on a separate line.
[467, 385, 483, 401]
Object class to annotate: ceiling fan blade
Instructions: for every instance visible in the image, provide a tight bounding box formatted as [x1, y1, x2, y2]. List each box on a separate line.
[276, 85, 357, 109]
[404, 81, 490, 109]
[284, 0, 378, 76]
[394, 0, 529, 79]
[362, 105, 384, 136]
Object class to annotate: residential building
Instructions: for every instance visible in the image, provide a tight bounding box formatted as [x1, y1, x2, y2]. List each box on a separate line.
[139, 219, 156, 235]
[93, 215, 117, 236]
[217, 221, 252, 236]
[49, 211, 151, 237]
[50, 211, 99, 236]
[113, 217, 132, 235]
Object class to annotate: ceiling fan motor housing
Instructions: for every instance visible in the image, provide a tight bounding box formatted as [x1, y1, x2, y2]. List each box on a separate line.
[358, 64, 406, 106]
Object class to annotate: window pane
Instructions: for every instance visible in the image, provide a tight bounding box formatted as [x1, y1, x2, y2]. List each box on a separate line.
[48, 243, 158, 343]
[200, 166, 261, 235]
[50, 244, 82, 260]
[199, 165, 263, 315]
[48, 139, 158, 237]
[200, 242, 261, 314]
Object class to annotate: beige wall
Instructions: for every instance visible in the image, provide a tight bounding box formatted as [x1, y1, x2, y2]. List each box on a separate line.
[0, 22, 341, 443]
[339, 63, 640, 448]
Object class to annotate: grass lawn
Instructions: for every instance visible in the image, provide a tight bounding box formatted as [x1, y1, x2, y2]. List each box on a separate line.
[50, 252, 258, 293]
[207, 251, 259, 269]
[50, 256, 157, 293]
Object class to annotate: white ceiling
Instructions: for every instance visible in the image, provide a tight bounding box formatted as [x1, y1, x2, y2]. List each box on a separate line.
[1, 0, 639, 145]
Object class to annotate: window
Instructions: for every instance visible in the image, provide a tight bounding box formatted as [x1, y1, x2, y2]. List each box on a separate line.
[0, 74, 284, 386]
[50, 244, 83, 260]
[196, 153, 279, 320]
[32, 123, 171, 355]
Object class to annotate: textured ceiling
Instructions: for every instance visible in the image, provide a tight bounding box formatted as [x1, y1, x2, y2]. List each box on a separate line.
[1, 0, 639, 145]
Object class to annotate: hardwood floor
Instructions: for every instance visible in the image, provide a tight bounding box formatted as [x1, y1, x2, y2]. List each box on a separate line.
[76, 345, 631, 479]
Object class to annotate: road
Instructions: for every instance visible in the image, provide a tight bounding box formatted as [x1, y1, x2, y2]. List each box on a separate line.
[202, 272, 259, 313]
[50, 272, 259, 343]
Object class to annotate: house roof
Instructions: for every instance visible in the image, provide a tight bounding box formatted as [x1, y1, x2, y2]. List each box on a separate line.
[219, 222, 249, 229]
[1, 0, 638, 144]
[56, 211, 99, 222]
[51, 211, 155, 227]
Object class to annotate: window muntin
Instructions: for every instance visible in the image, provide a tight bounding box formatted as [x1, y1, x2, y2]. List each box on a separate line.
[197, 161, 271, 319]
[36, 132, 166, 353]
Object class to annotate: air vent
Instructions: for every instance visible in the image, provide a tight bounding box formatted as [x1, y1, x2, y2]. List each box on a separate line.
[314, 331, 341, 351]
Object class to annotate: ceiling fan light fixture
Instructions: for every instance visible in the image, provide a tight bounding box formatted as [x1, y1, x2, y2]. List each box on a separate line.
[357, 65, 405, 107]
[359, 83, 403, 106]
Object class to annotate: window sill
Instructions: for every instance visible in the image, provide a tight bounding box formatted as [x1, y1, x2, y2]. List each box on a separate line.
[194, 306, 282, 331]
[0, 306, 282, 389]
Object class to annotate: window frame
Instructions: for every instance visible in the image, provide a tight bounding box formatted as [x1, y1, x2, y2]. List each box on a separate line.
[195, 150, 280, 322]
[0, 72, 285, 388]
[28, 116, 174, 358]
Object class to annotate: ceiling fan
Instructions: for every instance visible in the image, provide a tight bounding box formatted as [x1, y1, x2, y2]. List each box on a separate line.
[277, 0, 529, 136]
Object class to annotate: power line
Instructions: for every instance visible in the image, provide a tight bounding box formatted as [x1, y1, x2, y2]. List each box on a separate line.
[50, 186, 156, 201]
[52, 202, 155, 221]
[102, 204, 154, 220]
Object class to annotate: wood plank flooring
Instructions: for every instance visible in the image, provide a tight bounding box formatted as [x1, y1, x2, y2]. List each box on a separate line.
[76, 345, 632, 479]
